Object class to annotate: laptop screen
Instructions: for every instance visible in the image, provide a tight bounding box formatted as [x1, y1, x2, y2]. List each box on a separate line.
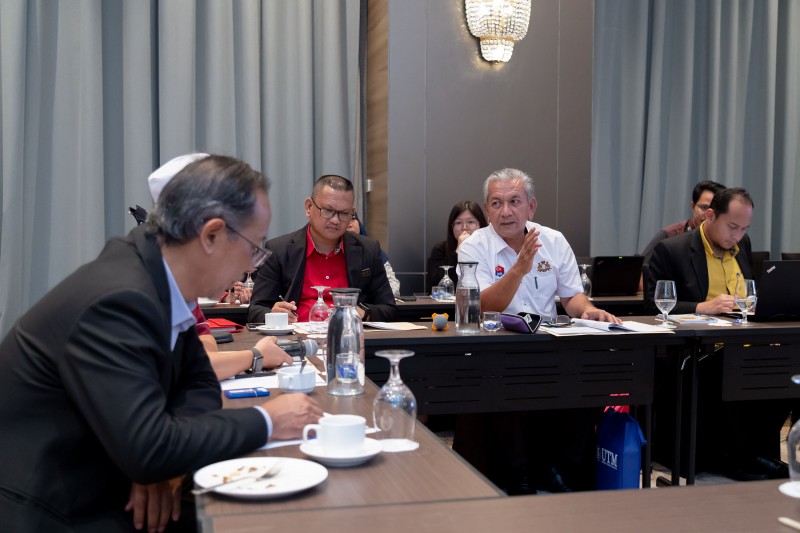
[751, 260, 800, 322]
[589, 256, 644, 297]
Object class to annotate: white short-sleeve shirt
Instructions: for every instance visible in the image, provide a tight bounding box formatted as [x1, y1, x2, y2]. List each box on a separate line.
[458, 221, 583, 318]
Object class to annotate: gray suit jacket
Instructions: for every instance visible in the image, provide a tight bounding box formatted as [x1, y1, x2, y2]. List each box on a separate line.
[0, 225, 266, 531]
[248, 225, 397, 323]
[643, 228, 752, 315]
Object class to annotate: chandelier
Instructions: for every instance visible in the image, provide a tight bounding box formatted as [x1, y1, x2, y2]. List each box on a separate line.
[465, 0, 532, 63]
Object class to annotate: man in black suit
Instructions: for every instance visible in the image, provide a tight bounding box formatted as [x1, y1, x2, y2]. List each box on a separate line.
[248, 175, 396, 324]
[644, 187, 789, 480]
[644, 186, 754, 315]
[0, 156, 322, 531]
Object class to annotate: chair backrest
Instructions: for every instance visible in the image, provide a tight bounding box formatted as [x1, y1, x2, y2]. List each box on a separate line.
[128, 205, 148, 225]
[781, 252, 800, 261]
[749, 251, 770, 282]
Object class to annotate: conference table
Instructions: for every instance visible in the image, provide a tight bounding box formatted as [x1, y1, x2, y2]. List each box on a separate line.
[667, 320, 800, 484]
[197, 320, 800, 531]
[219, 317, 800, 488]
[230, 320, 682, 489]
[205, 479, 798, 532]
[195, 368, 502, 531]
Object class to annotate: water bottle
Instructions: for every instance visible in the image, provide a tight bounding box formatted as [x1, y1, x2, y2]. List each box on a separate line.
[455, 262, 481, 335]
[326, 288, 365, 396]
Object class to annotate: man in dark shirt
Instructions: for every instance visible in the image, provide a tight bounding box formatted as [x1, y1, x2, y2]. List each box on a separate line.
[645, 187, 789, 481]
[248, 175, 396, 324]
[642, 180, 726, 259]
[0, 155, 322, 531]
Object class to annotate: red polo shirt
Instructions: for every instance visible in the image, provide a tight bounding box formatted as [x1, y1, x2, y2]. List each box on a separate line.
[295, 227, 348, 321]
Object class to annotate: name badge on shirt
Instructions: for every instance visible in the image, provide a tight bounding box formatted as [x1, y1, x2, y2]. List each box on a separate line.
[495, 265, 505, 278]
[361, 268, 371, 278]
[537, 261, 552, 273]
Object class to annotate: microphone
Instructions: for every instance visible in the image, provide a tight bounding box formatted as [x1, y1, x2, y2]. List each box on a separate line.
[276, 338, 318, 359]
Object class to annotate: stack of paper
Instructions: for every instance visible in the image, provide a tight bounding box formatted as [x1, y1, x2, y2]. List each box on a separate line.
[542, 319, 673, 336]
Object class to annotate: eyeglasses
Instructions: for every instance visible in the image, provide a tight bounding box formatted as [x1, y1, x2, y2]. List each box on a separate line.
[310, 197, 356, 222]
[452, 219, 479, 228]
[226, 225, 272, 268]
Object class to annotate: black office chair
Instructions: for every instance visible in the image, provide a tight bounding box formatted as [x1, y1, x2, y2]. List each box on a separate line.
[128, 205, 148, 225]
[782, 252, 800, 261]
[749, 251, 770, 282]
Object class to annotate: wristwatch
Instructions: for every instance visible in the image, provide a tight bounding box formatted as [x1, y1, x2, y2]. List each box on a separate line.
[358, 302, 371, 321]
[247, 347, 264, 374]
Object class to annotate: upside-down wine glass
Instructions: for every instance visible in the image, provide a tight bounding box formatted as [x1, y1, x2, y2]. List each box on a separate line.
[579, 264, 592, 297]
[309, 285, 331, 333]
[734, 277, 757, 327]
[654, 280, 677, 329]
[437, 265, 455, 301]
[372, 350, 419, 452]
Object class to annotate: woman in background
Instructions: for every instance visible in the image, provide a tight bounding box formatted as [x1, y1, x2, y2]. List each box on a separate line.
[427, 200, 487, 288]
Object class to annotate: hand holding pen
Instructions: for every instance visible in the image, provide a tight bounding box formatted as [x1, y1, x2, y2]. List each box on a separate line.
[272, 294, 299, 323]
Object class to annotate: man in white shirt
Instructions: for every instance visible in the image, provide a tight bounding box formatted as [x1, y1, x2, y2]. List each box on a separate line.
[456, 168, 619, 494]
[459, 167, 619, 322]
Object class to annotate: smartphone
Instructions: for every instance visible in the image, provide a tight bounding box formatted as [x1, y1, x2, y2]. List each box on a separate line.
[224, 387, 271, 399]
[396, 295, 417, 302]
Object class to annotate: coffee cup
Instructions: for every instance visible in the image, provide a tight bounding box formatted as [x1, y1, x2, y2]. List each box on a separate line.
[302, 414, 365, 454]
[265, 312, 289, 329]
[277, 365, 317, 393]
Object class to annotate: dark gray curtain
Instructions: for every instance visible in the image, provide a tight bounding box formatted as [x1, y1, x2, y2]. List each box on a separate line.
[592, 0, 800, 257]
[0, 0, 363, 335]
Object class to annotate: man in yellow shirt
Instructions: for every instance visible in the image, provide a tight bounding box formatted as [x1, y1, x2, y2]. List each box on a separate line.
[644, 187, 753, 315]
[645, 187, 789, 481]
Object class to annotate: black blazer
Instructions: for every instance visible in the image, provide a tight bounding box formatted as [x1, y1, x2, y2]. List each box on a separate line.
[643, 229, 752, 315]
[0, 225, 267, 530]
[248, 225, 397, 323]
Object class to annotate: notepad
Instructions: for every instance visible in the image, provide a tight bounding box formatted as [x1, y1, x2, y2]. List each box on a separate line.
[207, 318, 243, 332]
[666, 314, 717, 325]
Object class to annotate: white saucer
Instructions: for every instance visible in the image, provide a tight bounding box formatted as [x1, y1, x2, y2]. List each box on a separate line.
[255, 325, 295, 336]
[300, 437, 382, 467]
[779, 481, 800, 498]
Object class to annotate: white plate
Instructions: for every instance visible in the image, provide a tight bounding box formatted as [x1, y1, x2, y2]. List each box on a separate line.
[194, 457, 327, 499]
[779, 481, 800, 498]
[255, 325, 295, 336]
[300, 437, 382, 467]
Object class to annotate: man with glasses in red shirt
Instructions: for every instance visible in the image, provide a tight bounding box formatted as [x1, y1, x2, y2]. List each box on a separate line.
[248, 175, 396, 324]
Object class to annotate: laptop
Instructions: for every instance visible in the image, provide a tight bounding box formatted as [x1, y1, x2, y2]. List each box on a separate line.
[750, 260, 800, 322]
[589, 256, 644, 297]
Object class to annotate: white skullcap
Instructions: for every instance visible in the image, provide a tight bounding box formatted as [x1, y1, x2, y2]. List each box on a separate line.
[148, 153, 210, 202]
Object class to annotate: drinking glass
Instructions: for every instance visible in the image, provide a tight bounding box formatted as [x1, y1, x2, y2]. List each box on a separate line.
[309, 285, 331, 332]
[482, 311, 501, 332]
[372, 350, 419, 452]
[654, 280, 677, 328]
[734, 277, 757, 327]
[437, 265, 455, 301]
[579, 264, 592, 297]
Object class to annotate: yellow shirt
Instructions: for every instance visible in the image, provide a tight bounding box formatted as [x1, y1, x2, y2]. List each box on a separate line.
[699, 221, 742, 300]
